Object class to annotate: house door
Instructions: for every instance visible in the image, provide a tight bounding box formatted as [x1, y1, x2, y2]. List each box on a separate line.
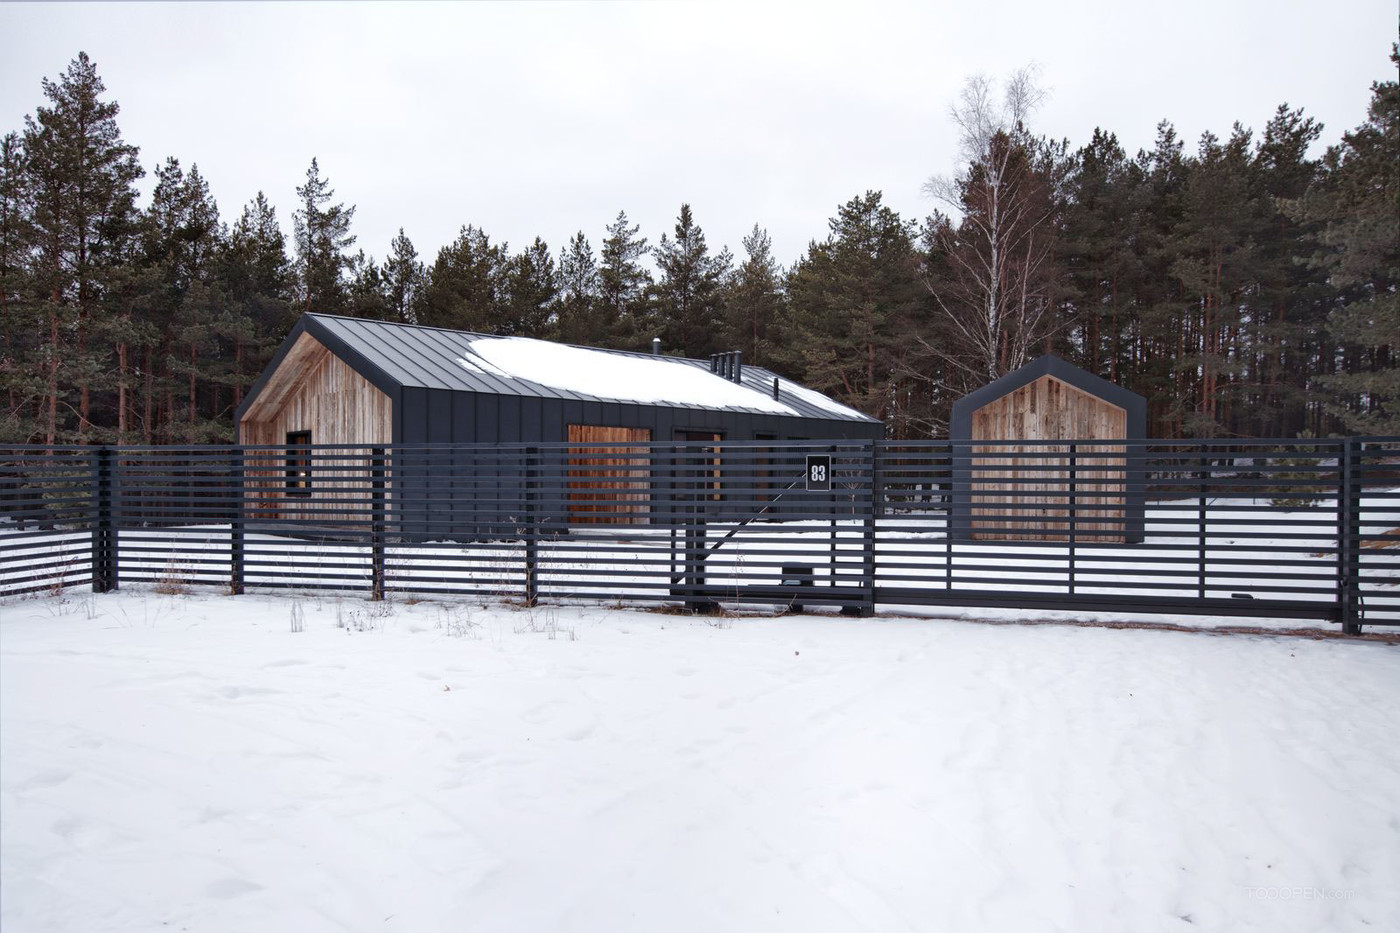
[567, 424, 653, 524]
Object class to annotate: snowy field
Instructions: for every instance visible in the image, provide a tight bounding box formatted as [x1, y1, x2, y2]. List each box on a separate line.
[2, 590, 1398, 932]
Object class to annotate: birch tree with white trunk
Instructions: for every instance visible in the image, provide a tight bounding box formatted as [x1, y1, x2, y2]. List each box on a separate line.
[922, 68, 1064, 383]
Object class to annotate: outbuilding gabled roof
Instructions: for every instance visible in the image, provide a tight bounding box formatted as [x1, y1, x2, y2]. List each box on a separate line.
[239, 313, 878, 424]
[950, 354, 1147, 439]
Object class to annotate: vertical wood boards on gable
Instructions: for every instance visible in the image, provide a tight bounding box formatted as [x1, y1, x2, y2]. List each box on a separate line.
[566, 424, 652, 525]
[969, 374, 1128, 542]
[237, 333, 392, 524]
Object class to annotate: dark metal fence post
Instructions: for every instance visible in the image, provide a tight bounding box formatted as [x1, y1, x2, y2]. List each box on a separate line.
[370, 447, 386, 601]
[1197, 450, 1208, 599]
[685, 513, 708, 611]
[683, 442, 711, 612]
[91, 446, 116, 593]
[1067, 442, 1077, 596]
[230, 446, 245, 595]
[523, 446, 539, 607]
[944, 441, 957, 590]
[872, 437, 884, 519]
[828, 443, 839, 593]
[1339, 439, 1362, 635]
[861, 439, 877, 615]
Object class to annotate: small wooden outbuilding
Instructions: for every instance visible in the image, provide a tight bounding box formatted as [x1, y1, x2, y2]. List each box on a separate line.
[948, 355, 1146, 543]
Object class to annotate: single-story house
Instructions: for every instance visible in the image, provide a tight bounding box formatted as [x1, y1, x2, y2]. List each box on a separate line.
[234, 313, 883, 534]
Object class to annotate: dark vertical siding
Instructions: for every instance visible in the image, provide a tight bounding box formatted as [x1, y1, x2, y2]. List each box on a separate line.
[499, 396, 522, 443]
[475, 393, 499, 443]
[426, 390, 453, 442]
[387, 383, 880, 540]
[452, 391, 473, 440]
[400, 388, 428, 441]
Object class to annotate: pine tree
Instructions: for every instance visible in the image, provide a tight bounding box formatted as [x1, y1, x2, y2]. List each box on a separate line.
[1251, 105, 1326, 437]
[382, 228, 424, 324]
[782, 191, 923, 430]
[221, 192, 293, 411]
[498, 237, 558, 337]
[597, 210, 652, 349]
[144, 157, 229, 442]
[1133, 121, 1192, 436]
[415, 224, 505, 332]
[22, 51, 143, 444]
[555, 231, 600, 345]
[0, 131, 40, 441]
[293, 157, 355, 315]
[651, 203, 731, 357]
[1059, 129, 1148, 383]
[346, 250, 390, 321]
[721, 224, 784, 367]
[224, 192, 293, 328]
[1171, 125, 1269, 435]
[1299, 46, 1400, 433]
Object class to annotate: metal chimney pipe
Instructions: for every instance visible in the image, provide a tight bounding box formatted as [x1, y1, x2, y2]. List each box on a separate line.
[732, 351, 743, 383]
[773, 377, 779, 400]
[652, 337, 661, 355]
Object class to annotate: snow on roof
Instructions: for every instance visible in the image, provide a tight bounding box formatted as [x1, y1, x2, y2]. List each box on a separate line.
[767, 374, 869, 420]
[278, 314, 881, 424]
[465, 336, 801, 416]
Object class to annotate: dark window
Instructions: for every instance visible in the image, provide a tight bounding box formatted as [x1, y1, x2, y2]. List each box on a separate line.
[286, 430, 312, 496]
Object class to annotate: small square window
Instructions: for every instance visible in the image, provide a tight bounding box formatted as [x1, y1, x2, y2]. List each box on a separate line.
[286, 431, 312, 496]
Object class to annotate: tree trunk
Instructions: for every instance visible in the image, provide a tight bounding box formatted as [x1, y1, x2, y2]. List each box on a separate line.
[143, 345, 154, 445]
[45, 302, 58, 452]
[117, 342, 127, 444]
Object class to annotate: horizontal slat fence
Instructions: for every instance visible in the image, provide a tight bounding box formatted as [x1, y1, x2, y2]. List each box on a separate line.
[1, 439, 1396, 632]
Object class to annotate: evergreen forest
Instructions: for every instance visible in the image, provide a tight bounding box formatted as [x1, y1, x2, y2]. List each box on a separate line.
[1, 50, 1395, 444]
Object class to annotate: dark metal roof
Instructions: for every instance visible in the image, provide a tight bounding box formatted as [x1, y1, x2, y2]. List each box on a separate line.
[949, 354, 1147, 440]
[282, 313, 879, 424]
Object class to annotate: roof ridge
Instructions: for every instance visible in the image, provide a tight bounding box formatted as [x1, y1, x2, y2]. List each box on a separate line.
[306, 312, 723, 367]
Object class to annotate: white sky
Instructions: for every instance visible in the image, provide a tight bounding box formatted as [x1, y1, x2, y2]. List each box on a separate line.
[2, 1, 1394, 270]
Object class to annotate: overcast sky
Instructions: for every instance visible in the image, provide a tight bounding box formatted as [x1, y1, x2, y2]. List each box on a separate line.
[3, 1, 1394, 270]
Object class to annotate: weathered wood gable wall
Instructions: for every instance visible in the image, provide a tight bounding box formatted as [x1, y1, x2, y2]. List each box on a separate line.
[970, 374, 1128, 542]
[238, 333, 393, 522]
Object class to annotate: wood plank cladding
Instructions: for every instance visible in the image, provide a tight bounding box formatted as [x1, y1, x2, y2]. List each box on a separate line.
[238, 333, 392, 523]
[969, 374, 1128, 542]
[567, 424, 652, 525]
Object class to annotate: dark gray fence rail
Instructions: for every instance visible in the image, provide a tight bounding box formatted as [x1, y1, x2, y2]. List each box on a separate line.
[1, 439, 1396, 633]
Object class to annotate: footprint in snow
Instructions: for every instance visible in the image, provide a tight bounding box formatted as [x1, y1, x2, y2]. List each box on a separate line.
[216, 685, 284, 700]
[205, 878, 263, 899]
[17, 769, 72, 792]
[51, 817, 102, 848]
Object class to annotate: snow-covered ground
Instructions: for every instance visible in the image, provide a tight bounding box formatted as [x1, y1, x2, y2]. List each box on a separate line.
[2, 590, 1397, 932]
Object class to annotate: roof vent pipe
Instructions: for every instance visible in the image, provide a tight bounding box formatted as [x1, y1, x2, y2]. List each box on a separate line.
[709, 353, 720, 375]
[732, 350, 742, 384]
[652, 337, 661, 355]
[773, 377, 780, 400]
